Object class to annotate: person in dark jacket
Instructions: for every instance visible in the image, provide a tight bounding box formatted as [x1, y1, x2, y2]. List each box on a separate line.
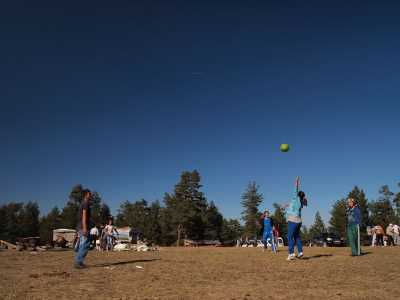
[347, 198, 361, 256]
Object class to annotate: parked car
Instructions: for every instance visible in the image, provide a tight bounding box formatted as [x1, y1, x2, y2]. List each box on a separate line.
[326, 235, 346, 247]
[312, 237, 326, 247]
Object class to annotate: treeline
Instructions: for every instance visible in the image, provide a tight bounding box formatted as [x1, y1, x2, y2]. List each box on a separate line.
[114, 170, 242, 245]
[228, 183, 400, 243]
[0, 171, 243, 245]
[1, 171, 399, 245]
[0, 185, 112, 244]
[302, 185, 400, 242]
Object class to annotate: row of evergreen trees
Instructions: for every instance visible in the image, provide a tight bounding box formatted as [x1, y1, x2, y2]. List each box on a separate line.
[1, 171, 399, 245]
[234, 183, 400, 243]
[0, 171, 242, 245]
[300, 185, 400, 243]
[0, 185, 112, 244]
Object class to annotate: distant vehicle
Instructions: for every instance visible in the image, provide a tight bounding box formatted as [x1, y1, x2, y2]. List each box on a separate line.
[312, 237, 326, 247]
[114, 226, 131, 243]
[326, 235, 346, 247]
[53, 229, 77, 248]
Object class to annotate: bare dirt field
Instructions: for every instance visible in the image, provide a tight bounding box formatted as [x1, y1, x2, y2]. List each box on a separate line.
[1, 246, 399, 300]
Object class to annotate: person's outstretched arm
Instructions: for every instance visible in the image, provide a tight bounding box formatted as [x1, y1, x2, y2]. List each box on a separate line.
[295, 176, 300, 194]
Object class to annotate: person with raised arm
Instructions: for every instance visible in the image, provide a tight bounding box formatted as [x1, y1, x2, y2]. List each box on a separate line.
[284, 177, 307, 261]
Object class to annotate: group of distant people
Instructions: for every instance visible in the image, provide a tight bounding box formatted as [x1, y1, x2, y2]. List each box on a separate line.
[367, 224, 400, 247]
[259, 177, 363, 259]
[258, 176, 309, 260]
[89, 219, 119, 251]
[73, 189, 122, 269]
[73, 189, 143, 269]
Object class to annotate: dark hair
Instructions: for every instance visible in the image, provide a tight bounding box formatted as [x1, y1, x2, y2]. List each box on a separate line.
[82, 189, 91, 198]
[298, 191, 307, 207]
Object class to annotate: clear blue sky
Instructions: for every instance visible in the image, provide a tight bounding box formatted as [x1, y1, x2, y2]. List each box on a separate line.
[1, 1, 399, 226]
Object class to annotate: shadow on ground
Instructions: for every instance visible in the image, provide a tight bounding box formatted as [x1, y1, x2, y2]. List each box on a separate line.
[302, 254, 333, 260]
[93, 258, 161, 268]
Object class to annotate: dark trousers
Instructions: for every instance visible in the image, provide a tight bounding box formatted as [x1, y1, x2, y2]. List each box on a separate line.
[376, 234, 384, 246]
[347, 224, 360, 256]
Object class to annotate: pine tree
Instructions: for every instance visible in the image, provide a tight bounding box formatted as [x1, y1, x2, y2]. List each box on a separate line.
[301, 225, 312, 244]
[393, 183, 400, 224]
[116, 199, 148, 228]
[39, 207, 62, 244]
[309, 211, 326, 239]
[60, 184, 85, 229]
[369, 200, 395, 229]
[145, 201, 163, 245]
[91, 191, 102, 225]
[241, 182, 263, 239]
[220, 219, 243, 242]
[329, 199, 347, 237]
[369, 185, 395, 228]
[272, 203, 287, 242]
[19, 202, 40, 238]
[0, 202, 23, 243]
[99, 203, 111, 225]
[203, 201, 223, 240]
[163, 170, 208, 244]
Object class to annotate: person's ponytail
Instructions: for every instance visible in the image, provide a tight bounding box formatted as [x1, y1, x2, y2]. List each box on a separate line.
[298, 191, 307, 207]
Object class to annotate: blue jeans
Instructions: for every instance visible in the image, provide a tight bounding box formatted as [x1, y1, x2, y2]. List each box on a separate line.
[287, 221, 303, 255]
[263, 231, 276, 253]
[106, 235, 114, 250]
[74, 232, 91, 265]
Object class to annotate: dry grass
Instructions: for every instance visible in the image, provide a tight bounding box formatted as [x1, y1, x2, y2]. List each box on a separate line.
[0, 246, 399, 300]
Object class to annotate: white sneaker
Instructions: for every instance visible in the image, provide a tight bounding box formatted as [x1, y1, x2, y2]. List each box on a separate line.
[297, 252, 304, 258]
[286, 254, 296, 261]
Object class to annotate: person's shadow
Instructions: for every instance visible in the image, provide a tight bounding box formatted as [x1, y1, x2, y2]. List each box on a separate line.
[93, 258, 160, 268]
[301, 254, 333, 260]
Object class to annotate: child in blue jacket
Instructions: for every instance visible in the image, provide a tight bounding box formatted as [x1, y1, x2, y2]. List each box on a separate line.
[260, 209, 277, 253]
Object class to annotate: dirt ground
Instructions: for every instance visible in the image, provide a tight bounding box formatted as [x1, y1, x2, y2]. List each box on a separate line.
[0, 246, 399, 300]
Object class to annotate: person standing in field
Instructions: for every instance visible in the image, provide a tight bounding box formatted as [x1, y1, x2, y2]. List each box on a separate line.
[375, 225, 384, 246]
[393, 224, 400, 245]
[89, 225, 99, 249]
[366, 226, 372, 246]
[104, 218, 119, 251]
[284, 177, 307, 261]
[260, 209, 276, 253]
[74, 189, 92, 269]
[386, 224, 395, 246]
[371, 226, 376, 247]
[346, 198, 361, 256]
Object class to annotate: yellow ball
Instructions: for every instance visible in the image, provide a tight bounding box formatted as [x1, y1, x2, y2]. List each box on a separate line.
[280, 144, 290, 152]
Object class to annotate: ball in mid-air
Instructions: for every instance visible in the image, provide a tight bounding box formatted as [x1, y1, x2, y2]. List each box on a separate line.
[280, 144, 290, 152]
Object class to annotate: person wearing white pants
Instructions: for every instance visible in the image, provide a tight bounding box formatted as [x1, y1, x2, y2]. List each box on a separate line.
[393, 224, 400, 245]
